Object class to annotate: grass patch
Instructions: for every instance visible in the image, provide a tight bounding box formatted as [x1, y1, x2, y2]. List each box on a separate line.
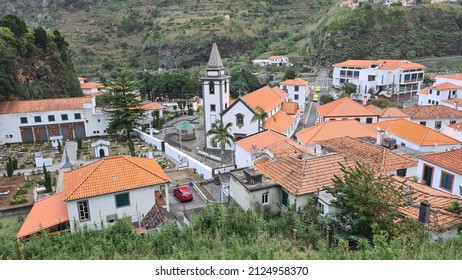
[0, 215, 23, 241]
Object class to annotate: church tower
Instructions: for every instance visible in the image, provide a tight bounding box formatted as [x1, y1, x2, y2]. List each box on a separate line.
[201, 43, 230, 150]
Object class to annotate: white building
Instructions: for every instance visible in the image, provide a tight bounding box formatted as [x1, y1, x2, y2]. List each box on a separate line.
[417, 149, 462, 197]
[201, 43, 231, 150]
[418, 73, 462, 110]
[444, 122, 462, 142]
[375, 118, 462, 153]
[202, 44, 300, 150]
[332, 59, 426, 101]
[268, 55, 293, 67]
[400, 105, 462, 132]
[316, 97, 380, 124]
[279, 78, 309, 112]
[0, 96, 110, 144]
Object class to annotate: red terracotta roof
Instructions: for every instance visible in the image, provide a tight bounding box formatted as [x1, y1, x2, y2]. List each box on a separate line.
[448, 122, 462, 131]
[317, 97, 379, 117]
[263, 139, 315, 159]
[279, 78, 308, 86]
[141, 102, 163, 111]
[394, 177, 462, 232]
[280, 102, 300, 115]
[17, 192, 69, 239]
[436, 73, 462, 81]
[296, 119, 378, 145]
[417, 149, 462, 175]
[375, 118, 461, 146]
[264, 111, 296, 134]
[80, 82, 105, 90]
[431, 82, 462, 91]
[443, 98, 462, 105]
[419, 87, 430, 95]
[236, 130, 294, 153]
[0, 97, 92, 114]
[333, 60, 425, 71]
[316, 136, 417, 171]
[401, 105, 462, 119]
[241, 86, 288, 113]
[256, 154, 354, 195]
[381, 107, 409, 118]
[269, 55, 287, 59]
[63, 156, 170, 201]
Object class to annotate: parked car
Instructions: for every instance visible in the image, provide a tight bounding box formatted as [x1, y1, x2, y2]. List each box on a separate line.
[173, 185, 193, 202]
[312, 93, 319, 102]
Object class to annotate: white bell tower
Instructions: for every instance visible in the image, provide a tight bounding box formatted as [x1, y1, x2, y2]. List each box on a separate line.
[201, 43, 230, 150]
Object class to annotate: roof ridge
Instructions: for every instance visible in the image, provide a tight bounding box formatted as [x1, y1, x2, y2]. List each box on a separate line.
[419, 127, 432, 146]
[123, 156, 169, 182]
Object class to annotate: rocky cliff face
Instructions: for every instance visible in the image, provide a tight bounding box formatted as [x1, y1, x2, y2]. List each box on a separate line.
[0, 0, 111, 22]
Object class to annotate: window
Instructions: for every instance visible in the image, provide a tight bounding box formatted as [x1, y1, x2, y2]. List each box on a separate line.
[34, 116, 42, 123]
[422, 165, 434, 186]
[61, 114, 68, 121]
[77, 200, 90, 222]
[115, 193, 130, 208]
[366, 118, 373, 124]
[434, 121, 442, 130]
[224, 81, 227, 93]
[281, 190, 289, 207]
[48, 115, 55, 122]
[419, 121, 426, 126]
[294, 94, 299, 100]
[440, 172, 454, 191]
[236, 114, 244, 128]
[74, 113, 81, 120]
[427, 100, 431, 104]
[354, 118, 360, 122]
[20, 117, 27, 124]
[436, 91, 440, 96]
[436, 101, 439, 105]
[261, 192, 269, 204]
[209, 82, 215, 94]
[210, 104, 216, 112]
[317, 202, 325, 214]
[294, 86, 299, 92]
[396, 169, 407, 177]
[450, 120, 456, 125]
[98, 119, 101, 122]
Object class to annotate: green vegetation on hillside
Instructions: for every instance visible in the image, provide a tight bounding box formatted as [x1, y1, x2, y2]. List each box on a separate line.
[308, 5, 462, 65]
[0, 14, 81, 100]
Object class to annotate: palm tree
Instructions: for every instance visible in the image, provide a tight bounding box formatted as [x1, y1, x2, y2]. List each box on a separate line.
[151, 109, 160, 128]
[206, 120, 235, 167]
[251, 106, 268, 132]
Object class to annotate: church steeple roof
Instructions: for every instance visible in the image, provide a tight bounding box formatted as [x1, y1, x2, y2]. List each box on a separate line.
[207, 43, 224, 70]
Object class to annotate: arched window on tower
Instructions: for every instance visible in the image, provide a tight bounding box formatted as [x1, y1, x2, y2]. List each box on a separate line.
[210, 82, 215, 95]
[224, 81, 227, 93]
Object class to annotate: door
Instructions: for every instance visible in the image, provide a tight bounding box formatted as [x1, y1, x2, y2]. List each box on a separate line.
[21, 127, 34, 143]
[423, 165, 433, 186]
[99, 148, 105, 158]
[74, 123, 86, 139]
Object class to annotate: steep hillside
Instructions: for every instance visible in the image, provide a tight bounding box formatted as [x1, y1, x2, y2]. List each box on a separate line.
[308, 4, 462, 65]
[0, 14, 82, 101]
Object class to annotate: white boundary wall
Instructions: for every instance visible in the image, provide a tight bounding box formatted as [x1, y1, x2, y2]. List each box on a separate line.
[134, 129, 213, 179]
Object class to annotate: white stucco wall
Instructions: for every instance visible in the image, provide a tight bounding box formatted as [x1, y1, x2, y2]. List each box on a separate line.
[417, 159, 462, 197]
[388, 133, 461, 152]
[235, 145, 252, 169]
[222, 101, 259, 149]
[443, 126, 462, 142]
[67, 186, 157, 232]
[408, 118, 462, 132]
[229, 175, 279, 213]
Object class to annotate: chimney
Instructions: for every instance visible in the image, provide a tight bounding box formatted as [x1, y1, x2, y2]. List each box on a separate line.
[363, 95, 367, 105]
[454, 101, 459, 111]
[376, 127, 385, 146]
[418, 201, 431, 224]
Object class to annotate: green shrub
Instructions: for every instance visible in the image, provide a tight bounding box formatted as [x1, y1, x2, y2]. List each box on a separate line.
[24, 181, 34, 188]
[16, 188, 28, 195]
[11, 195, 28, 204]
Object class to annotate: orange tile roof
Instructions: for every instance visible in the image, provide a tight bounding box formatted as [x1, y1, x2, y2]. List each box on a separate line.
[443, 98, 462, 105]
[0, 97, 93, 114]
[256, 154, 355, 195]
[431, 82, 462, 91]
[436, 73, 462, 81]
[316, 136, 417, 171]
[417, 149, 462, 175]
[236, 130, 293, 153]
[141, 102, 163, 111]
[17, 192, 69, 239]
[333, 60, 425, 71]
[317, 97, 379, 117]
[400, 105, 462, 119]
[263, 139, 315, 159]
[63, 156, 170, 201]
[80, 82, 105, 90]
[366, 104, 383, 114]
[419, 87, 430, 95]
[264, 111, 296, 134]
[296, 119, 378, 145]
[78, 77, 87, 82]
[241, 85, 287, 113]
[280, 102, 300, 115]
[380, 107, 409, 118]
[269, 55, 287, 59]
[375, 118, 461, 146]
[394, 177, 462, 232]
[279, 78, 308, 86]
[448, 122, 462, 131]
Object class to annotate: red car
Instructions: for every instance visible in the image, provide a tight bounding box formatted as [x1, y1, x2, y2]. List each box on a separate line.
[173, 186, 193, 202]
